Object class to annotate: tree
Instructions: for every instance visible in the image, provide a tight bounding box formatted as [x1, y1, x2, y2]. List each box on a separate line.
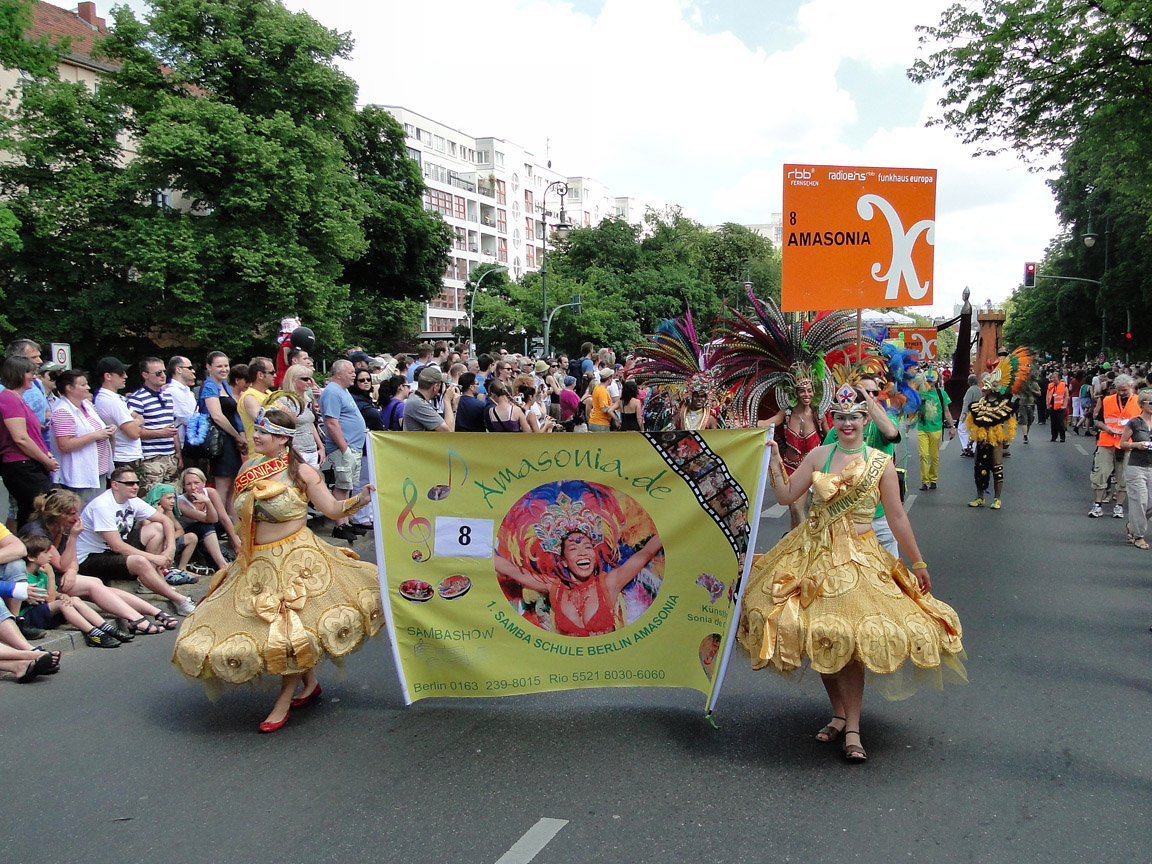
[341, 105, 452, 347]
[908, 0, 1152, 162]
[0, 0, 450, 364]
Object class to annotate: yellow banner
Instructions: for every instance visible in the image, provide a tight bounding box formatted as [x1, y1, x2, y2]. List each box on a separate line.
[368, 430, 767, 706]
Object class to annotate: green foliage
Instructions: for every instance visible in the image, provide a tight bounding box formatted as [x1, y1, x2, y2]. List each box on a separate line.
[0, 0, 66, 78]
[911, 1, 1152, 358]
[0, 0, 449, 366]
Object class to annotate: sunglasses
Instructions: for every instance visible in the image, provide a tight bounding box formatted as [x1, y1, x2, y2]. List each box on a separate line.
[114, 479, 140, 486]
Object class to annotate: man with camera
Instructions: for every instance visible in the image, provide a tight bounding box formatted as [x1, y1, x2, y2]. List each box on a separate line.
[403, 365, 456, 432]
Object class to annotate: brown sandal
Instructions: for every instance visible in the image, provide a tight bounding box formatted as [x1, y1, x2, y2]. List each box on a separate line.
[842, 730, 867, 762]
[815, 715, 846, 742]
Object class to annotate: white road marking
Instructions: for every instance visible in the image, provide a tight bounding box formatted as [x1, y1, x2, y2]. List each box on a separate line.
[903, 493, 917, 513]
[496, 818, 569, 864]
[1076, 444, 1090, 457]
[762, 503, 787, 519]
[940, 436, 950, 451]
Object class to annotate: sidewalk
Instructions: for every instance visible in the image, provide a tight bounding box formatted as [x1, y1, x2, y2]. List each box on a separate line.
[26, 516, 377, 656]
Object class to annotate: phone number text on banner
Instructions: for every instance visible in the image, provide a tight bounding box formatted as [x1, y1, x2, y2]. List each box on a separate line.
[368, 429, 767, 705]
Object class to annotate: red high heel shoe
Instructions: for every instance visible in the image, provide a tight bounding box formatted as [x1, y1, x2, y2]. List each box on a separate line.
[290, 683, 322, 708]
[258, 711, 291, 733]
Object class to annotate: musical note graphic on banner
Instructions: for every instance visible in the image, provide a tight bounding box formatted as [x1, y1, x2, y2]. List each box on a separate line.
[428, 448, 469, 501]
[397, 478, 433, 562]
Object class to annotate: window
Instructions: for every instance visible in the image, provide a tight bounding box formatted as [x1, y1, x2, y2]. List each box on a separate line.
[495, 151, 504, 166]
[510, 172, 520, 192]
[434, 135, 446, 152]
[455, 258, 468, 282]
[404, 123, 414, 137]
[496, 180, 506, 205]
[525, 190, 533, 211]
[584, 211, 590, 226]
[449, 141, 457, 156]
[511, 200, 521, 221]
[454, 196, 466, 220]
[498, 238, 508, 263]
[513, 256, 522, 279]
[428, 315, 454, 333]
[424, 189, 453, 217]
[569, 187, 581, 201]
[429, 287, 454, 309]
[525, 217, 534, 241]
[477, 150, 490, 164]
[526, 245, 535, 268]
[512, 228, 521, 249]
[454, 227, 467, 250]
[497, 209, 507, 234]
[407, 147, 421, 165]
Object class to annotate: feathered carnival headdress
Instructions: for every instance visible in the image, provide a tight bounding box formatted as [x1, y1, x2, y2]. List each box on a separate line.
[982, 346, 1035, 395]
[630, 307, 718, 404]
[254, 390, 306, 437]
[709, 289, 875, 427]
[827, 354, 887, 416]
[878, 343, 922, 418]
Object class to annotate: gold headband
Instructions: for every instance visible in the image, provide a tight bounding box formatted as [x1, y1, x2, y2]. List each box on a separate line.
[829, 382, 868, 415]
[254, 390, 305, 437]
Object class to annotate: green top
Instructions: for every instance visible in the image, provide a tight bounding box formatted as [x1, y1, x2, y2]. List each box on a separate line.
[20, 567, 50, 615]
[822, 423, 898, 517]
[917, 387, 952, 432]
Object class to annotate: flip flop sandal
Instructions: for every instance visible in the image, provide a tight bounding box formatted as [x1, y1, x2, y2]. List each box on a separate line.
[1135, 539, 1150, 550]
[16, 659, 39, 683]
[33, 647, 61, 673]
[153, 611, 180, 630]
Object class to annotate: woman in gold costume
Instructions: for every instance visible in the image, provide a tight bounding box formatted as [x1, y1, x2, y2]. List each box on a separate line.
[172, 406, 382, 733]
[736, 383, 965, 762]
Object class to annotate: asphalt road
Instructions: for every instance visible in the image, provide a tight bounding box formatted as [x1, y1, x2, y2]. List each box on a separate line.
[4, 426, 1151, 864]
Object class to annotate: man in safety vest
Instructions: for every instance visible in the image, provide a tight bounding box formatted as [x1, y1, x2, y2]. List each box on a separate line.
[1047, 370, 1068, 443]
[1089, 374, 1139, 518]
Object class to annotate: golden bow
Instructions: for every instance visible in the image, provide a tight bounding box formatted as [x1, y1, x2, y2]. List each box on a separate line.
[254, 576, 315, 673]
[811, 455, 867, 502]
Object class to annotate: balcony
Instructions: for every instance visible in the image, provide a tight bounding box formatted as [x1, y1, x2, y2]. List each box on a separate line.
[449, 175, 476, 193]
[478, 184, 495, 199]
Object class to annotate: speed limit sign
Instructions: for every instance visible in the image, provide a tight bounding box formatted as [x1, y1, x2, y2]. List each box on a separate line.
[49, 343, 71, 369]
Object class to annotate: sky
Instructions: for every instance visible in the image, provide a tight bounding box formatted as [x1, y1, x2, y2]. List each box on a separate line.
[119, 0, 1062, 317]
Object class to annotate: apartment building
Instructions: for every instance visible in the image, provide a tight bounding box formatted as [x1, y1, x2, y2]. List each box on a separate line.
[382, 105, 659, 339]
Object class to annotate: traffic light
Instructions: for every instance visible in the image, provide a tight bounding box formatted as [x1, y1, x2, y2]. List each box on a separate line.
[1126, 331, 1133, 340]
[1024, 262, 1037, 287]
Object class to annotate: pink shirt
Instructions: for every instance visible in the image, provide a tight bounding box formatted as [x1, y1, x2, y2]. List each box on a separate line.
[0, 389, 50, 463]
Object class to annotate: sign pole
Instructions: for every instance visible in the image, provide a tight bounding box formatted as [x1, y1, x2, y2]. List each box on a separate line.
[856, 308, 863, 359]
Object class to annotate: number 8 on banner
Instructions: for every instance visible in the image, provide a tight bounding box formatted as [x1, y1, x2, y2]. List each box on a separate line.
[434, 517, 494, 559]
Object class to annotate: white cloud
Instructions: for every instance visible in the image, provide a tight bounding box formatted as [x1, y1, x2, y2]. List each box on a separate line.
[279, 0, 1059, 314]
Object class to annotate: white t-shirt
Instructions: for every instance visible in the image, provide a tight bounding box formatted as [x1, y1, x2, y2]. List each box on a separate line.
[94, 388, 144, 463]
[75, 490, 156, 562]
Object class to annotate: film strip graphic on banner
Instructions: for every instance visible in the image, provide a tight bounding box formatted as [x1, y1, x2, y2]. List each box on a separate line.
[645, 431, 750, 558]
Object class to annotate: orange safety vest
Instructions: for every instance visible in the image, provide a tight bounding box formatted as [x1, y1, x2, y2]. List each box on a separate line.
[1098, 393, 1141, 448]
[1047, 381, 1067, 410]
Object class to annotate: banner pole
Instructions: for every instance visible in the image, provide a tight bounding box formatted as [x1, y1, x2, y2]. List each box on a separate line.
[705, 429, 772, 717]
[367, 432, 414, 706]
[856, 308, 863, 359]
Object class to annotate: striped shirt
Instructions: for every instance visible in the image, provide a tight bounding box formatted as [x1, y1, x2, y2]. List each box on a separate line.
[126, 385, 176, 457]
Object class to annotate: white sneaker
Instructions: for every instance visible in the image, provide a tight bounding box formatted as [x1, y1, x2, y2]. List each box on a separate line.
[1088, 504, 1103, 518]
[1113, 504, 1125, 519]
[172, 597, 196, 616]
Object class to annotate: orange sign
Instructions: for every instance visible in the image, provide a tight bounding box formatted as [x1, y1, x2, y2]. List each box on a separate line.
[781, 164, 936, 312]
[889, 327, 938, 361]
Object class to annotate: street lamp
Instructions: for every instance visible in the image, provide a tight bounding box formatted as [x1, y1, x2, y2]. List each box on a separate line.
[540, 180, 571, 358]
[1082, 217, 1110, 354]
[468, 264, 508, 356]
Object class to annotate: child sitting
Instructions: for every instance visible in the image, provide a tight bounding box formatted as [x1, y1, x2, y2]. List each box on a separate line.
[19, 535, 123, 648]
[143, 484, 199, 585]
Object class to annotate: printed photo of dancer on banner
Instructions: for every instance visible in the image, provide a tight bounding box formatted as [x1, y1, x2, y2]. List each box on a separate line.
[368, 429, 768, 707]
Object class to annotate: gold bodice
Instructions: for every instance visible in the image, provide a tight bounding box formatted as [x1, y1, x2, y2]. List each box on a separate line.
[235, 477, 309, 523]
[810, 451, 887, 526]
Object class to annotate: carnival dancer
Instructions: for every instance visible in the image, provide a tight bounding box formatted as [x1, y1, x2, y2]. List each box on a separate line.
[736, 382, 965, 762]
[630, 310, 723, 432]
[710, 289, 869, 529]
[172, 403, 382, 732]
[965, 348, 1034, 510]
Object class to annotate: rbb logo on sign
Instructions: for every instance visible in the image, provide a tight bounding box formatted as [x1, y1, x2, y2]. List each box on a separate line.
[889, 328, 938, 361]
[781, 163, 937, 312]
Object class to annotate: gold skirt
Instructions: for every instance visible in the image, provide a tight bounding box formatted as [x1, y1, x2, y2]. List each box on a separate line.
[736, 519, 966, 700]
[172, 526, 384, 685]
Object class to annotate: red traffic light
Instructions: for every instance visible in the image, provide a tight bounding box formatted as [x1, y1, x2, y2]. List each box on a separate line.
[1126, 332, 1133, 340]
[1024, 261, 1037, 287]
[1025, 263, 1036, 273]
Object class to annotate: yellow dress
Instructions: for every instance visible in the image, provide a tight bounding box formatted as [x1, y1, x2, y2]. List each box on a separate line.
[172, 467, 383, 685]
[736, 448, 965, 700]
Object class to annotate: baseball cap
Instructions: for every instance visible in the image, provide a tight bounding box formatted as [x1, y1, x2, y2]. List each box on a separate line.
[96, 357, 128, 377]
[38, 361, 65, 373]
[417, 365, 445, 385]
[599, 368, 614, 380]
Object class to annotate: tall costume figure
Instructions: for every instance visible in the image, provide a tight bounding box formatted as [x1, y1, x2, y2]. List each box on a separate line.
[630, 309, 722, 431]
[172, 402, 382, 731]
[965, 348, 1034, 510]
[737, 382, 965, 761]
